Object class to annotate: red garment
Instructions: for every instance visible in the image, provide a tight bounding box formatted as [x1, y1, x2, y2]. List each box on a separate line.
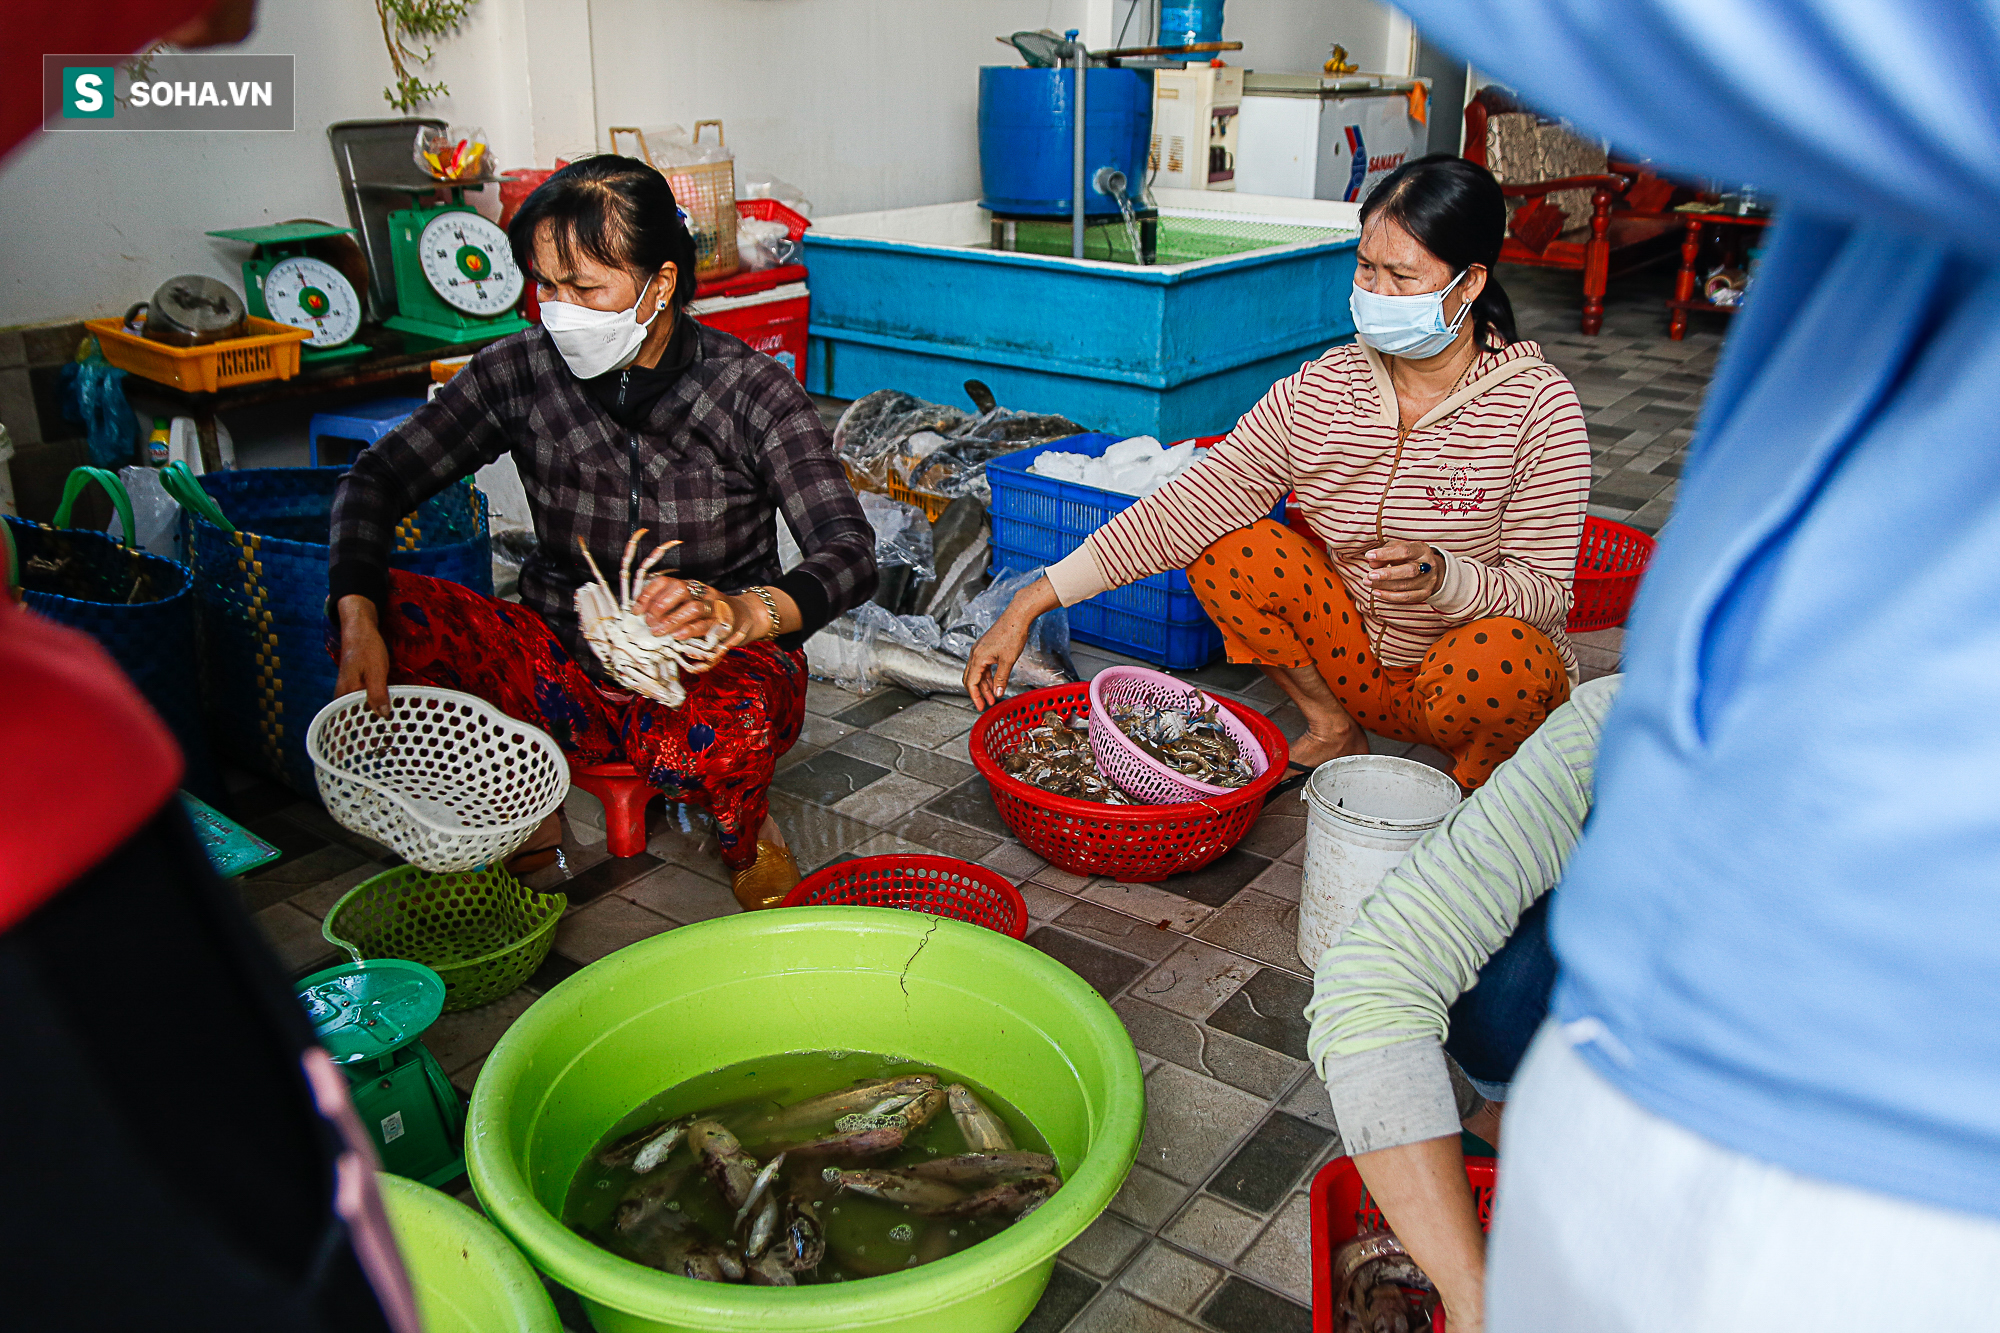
[2, 1, 214, 161]
[0, 601, 182, 930]
[369, 570, 806, 867]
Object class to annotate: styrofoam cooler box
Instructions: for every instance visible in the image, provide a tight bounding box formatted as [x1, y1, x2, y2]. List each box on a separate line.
[987, 433, 1281, 670]
[690, 264, 809, 383]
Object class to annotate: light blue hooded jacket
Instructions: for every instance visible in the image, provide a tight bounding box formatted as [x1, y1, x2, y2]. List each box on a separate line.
[1403, 0, 2000, 1218]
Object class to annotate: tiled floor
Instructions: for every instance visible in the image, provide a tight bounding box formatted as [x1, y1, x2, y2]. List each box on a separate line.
[237, 257, 1707, 1331]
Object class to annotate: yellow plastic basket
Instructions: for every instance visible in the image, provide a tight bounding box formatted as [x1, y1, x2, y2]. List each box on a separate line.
[86, 316, 311, 393]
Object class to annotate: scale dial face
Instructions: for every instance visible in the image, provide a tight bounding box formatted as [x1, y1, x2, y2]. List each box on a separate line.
[416, 210, 524, 316]
[261, 255, 363, 347]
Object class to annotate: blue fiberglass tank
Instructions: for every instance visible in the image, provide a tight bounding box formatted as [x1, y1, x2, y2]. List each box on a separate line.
[978, 66, 1154, 218]
[1159, 0, 1225, 47]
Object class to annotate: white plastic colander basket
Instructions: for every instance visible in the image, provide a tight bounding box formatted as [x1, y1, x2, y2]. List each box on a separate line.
[307, 687, 570, 873]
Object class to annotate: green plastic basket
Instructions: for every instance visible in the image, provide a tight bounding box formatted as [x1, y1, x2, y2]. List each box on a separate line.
[322, 865, 566, 1012]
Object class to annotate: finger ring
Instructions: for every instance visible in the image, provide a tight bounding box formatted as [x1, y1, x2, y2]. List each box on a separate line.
[1418, 561, 1433, 575]
[686, 581, 708, 598]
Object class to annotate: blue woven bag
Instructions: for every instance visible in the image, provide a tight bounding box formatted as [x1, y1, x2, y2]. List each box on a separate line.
[186, 468, 491, 794]
[6, 471, 216, 800]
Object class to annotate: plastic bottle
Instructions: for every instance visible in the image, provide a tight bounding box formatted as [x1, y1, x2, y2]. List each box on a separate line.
[145, 416, 171, 468]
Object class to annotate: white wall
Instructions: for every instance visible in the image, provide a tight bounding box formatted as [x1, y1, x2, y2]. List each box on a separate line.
[586, 0, 1094, 219]
[1110, 0, 1407, 77]
[0, 0, 566, 327]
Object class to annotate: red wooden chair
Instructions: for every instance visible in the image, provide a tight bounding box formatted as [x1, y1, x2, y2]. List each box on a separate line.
[1462, 91, 1682, 334]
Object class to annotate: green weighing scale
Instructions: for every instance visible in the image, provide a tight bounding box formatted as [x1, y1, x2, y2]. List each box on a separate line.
[378, 184, 529, 350]
[208, 222, 372, 365]
[296, 957, 466, 1187]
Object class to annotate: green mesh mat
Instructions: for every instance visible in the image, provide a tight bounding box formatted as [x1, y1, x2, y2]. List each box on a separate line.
[1001, 210, 1355, 265]
[323, 865, 566, 1012]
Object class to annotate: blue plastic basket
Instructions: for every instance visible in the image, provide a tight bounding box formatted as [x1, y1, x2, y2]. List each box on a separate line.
[186, 468, 491, 794]
[987, 433, 1279, 670]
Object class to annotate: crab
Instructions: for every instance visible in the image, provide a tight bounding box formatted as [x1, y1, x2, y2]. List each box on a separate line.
[574, 530, 731, 708]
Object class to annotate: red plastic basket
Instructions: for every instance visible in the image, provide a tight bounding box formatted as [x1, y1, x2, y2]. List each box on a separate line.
[736, 196, 811, 240]
[1567, 515, 1655, 632]
[781, 854, 1027, 938]
[1280, 504, 1655, 637]
[969, 683, 1291, 882]
[1309, 1155, 1497, 1333]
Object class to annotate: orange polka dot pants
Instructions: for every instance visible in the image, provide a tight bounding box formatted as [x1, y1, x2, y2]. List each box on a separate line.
[1185, 519, 1571, 789]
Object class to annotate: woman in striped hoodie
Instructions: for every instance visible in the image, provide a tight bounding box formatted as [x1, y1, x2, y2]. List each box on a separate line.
[966, 155, 1592, 789]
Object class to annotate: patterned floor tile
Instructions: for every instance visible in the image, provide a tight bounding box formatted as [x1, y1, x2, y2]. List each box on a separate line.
[1234, 1193, 1314, 1306]
[1136, 1063, 1270, 1186]
[771, 750, 890, 805]
[1145, 849, 1272, 907]
[254, 901, 339, 974]
[877, 807, 1002, 861]
[831, 771, 945, 825]
[1059, 899, 1191, 960]
[1114, 997, 1301, 1100]
[240, 842, 369, 911]
[978, 838, 1047, 884]
[1278, 1070, 1339, 1138]
[1161, 1194, 1266, 1263]
[421, 989, 538, 1075]
[1205, 968, 1315, 1060]
[1244, 859, 1301, 905]
[1193, 892, 1306, 975]
[618, 862, 740, 925]
[545, 850, 665, 909]
[765, 791, 877, 873]
[1082, 880, 1213, 936]
[1028, 925, 1151, 1000]
[1120, 1241, 1226, 1315]
[1074, 1290, 1206, 1333]
[1060, 1210, 1148, 1278]
[1200, 1274, 1314, 1333]
[1107, 1162, 1194, 1230]
[830, 686, 923, 729]
[1019, 1264, 1102, 1333]
[1129, 939, 1258, 1021]
[1205, 1114, 1335, 1214]
[867, 698, 978, 748]
[287, 860, 389, 919]
[922, 776, 1016, 838]
[551, 896, 675, 965]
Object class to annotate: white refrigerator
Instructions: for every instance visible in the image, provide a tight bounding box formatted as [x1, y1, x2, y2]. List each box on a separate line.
[1234, 73, 1430, 205]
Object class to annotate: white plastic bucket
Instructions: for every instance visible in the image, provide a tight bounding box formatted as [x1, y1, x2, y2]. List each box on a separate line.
[1298, 756, 1463, 970]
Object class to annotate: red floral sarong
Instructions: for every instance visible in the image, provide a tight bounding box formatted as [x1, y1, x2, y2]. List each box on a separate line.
[359, 570, 805, 867]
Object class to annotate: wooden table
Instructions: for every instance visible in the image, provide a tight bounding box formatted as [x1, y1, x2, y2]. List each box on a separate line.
[141, 324, 503, 470]
[1668, 208, 1772, 340]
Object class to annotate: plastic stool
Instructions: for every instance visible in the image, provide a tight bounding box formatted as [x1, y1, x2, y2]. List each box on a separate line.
[309, 397, 426, 467]
[569, 761, 656, 858]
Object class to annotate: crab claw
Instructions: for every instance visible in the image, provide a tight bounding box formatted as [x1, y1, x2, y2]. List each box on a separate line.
[619, 529, 649, 606]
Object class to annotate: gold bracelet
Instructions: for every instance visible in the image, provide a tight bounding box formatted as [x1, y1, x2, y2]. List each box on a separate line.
[743, 586, 782, 638]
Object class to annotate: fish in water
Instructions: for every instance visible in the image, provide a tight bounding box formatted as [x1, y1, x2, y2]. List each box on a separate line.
[567, 1054, 1060, 1288]
[999, 711, 1136, 805]
[1332, 1231, 1438, 1333]
[1110, 692, 1254, 789]
[947, 1084, 1015, 1153]
[903, 1150, 1056, 1184]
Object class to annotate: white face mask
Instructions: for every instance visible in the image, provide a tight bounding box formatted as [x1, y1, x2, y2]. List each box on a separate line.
[539, 273, 668, 379]
[1349, 269, 1470, 359]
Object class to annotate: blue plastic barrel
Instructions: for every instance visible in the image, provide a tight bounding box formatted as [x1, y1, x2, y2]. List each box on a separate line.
[1159, 0, 1225, 47]
[978, 66, 1155, 218]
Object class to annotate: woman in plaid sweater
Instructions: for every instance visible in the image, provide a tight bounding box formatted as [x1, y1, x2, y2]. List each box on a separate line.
[330, 157, 876, 907]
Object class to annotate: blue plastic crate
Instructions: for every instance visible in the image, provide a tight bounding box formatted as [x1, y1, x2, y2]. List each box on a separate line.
[986, 433, 1279, 670]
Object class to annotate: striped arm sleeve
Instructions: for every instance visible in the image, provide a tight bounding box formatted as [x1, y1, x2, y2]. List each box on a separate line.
[1429, 378, 1593, 627]
[1303, 676, 1620, 1153]
[1047, 369, 1302, 605]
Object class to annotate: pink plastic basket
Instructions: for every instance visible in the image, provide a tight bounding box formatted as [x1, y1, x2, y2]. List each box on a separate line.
[1088, 665, 1272, 804]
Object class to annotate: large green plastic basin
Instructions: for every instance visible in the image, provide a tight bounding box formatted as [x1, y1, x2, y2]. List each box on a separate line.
[467, 907, 1145, 1333]
[377, 1173, 563, 1333]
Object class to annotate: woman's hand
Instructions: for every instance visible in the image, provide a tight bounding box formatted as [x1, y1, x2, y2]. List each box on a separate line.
[633, 578, 799, 675]
[1363, 539, 1446, 604]
[634, 575, 735, 641]
[335, 594, 392, 718]
[964, 576, 1060, 709]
